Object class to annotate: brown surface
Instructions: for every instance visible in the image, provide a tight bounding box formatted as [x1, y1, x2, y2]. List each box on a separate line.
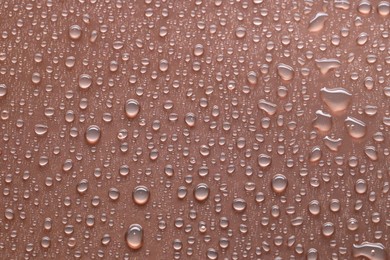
[0, 0, 389, 259]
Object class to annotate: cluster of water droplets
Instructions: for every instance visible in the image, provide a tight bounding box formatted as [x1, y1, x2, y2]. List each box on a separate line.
[0, 0, 389, 259]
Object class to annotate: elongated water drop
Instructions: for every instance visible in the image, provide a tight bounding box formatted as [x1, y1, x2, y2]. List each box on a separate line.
[125, 224, 143, 250]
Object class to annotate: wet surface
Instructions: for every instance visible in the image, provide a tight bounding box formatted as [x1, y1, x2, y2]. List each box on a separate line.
[0, 0, 389, 259]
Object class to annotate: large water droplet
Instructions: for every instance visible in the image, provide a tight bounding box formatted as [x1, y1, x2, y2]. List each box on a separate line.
[312, 110, 332, 132]
[308, 12, 329, 32]
[125, 224, 143, 250]
[69, 25, 82, 40]
[320, 87, 352, 112]
[125, 99, 140, 119]
[353, 242, 387, 260]
[79, 74, 92, 89]
[277, 63, 294, 81]
[345, 116, 366, 139]
[315, 58, 341, 74]
[194, 183, 210, 202]
[85, 125, 101, 145]
[132, 186, 150, 205]
[272, 174, 288, 193]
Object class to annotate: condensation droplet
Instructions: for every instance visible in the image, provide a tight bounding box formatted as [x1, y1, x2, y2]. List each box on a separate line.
[194, 183, 210, 202]
[277, 63, 294, 81]
[125, 99, 140, 119]
[308, 12, 329, 32]
[272, 174, 288, 193]
[345, 116, 367, 139]
[320, 87, 352, 113]
[79, 74, 92, 89]
[69, 25, 82, 40]
[125, 224, 143, 250]
[132, 186, 150, 205]
[85, 125, 101, 145]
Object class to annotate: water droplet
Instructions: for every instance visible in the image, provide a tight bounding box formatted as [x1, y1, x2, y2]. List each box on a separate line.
[308, 12, 329, 32]
[34, 124, 48, 136]
[308, 200, 321, 215]
[232, 198, 247, 212]
[125, 99, 140, 119]
[76, 179, 89, 194]
[194, 183, 210, 202]
[323, 136, 342, 151]
[345, 116, 367, 139]
[313, 110, 332, 132]
[309, 146, 322, 163]
[0, 84, 7, 97]
[320, 87, 352, 112]
[322, 222, 335, 237]
[357, 32, 369, 45]
[277, 63, 294, 81]
[132, 186, 150, 205]
[69, 25, 82, 40]
[41, 236, 51, 249]
[355, 179, 367, 194]
[125, 224, 143, 250]
[258, 154, 272, 168]
[79, 74, 92, 89]
[353, 242, 387, 260]
[85, 125, 101, 145]
[185, 112, 196, 127]
[272, 174, 288, 193]
[358, 0, 372, 15]
[315, 58, 341, 74]
[378, 1, 390, 16]
[194, 44, 204, 56]
[235, 26, 246, 38]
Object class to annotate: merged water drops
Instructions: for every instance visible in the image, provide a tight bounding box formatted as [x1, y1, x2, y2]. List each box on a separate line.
[308, 12, 329, 32]
[320, 87, 352, 113]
